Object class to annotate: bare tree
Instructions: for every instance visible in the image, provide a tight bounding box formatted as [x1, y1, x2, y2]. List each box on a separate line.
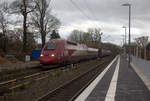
[50, 30, 61, 39]
[0, 2, 9, 52]
[135, 38, 141, 57]
[68, 28, 102, 48]
[31, 0, 61, 47]
[68, 30, 78, 43]
[10, 0, 36, 54]
[88, 28, 102, 43]
[68, 30, 84, 43]
[135, 36, 149, 59]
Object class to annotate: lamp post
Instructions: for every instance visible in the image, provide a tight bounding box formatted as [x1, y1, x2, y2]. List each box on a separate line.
[122, 3, 131, 66]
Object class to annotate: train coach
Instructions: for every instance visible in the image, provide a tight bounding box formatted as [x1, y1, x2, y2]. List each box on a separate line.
[40, 39, 99, 68]
[40, 39, 111, 68]
[98, 48, 112, 57]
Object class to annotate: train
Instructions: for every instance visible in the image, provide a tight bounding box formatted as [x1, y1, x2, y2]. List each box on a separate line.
[40, 39, 111, 68]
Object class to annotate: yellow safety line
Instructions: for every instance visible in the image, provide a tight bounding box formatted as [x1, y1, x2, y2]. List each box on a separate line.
[36, 75, 49, 81]
[9, 81, 30, 90]
[24, 73, 41, 79]
[8, 75, 49, 90]
[23, 81, 30, 85]
[9, 84, 23, 90]
[0, 79, 16, 85]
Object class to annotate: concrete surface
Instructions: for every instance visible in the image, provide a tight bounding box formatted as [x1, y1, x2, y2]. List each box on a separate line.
[76, 55, 150, 101]
[132, 56, 150, 79]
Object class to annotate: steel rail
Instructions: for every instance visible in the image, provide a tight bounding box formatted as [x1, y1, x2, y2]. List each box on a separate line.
[36, 58, 111, 101]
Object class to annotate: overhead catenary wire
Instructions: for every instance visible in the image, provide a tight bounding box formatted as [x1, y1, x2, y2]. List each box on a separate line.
[51, 0, 104, 37]
[69, 0, 104, 44]
[69, 0, 98, 28]
[50, 0, 56, 10]
[102, 35, 114, 41]
[47, 0, 116, 45]
[82, 0, 101, 28]
[50, 0, 101, 29]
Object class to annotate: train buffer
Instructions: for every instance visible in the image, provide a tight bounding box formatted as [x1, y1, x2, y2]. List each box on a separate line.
[75, 54, 150, 101]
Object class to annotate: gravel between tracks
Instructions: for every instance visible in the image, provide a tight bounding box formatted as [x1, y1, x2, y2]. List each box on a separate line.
[0, 61, 40, 73]
[0, 57, 112, 101]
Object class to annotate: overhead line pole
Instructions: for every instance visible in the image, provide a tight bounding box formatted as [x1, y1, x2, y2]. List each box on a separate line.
[129, 4, 131, 65]
[122, 3, 132, 67]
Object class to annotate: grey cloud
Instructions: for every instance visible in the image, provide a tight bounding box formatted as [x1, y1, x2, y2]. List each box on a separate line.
[2, 0, 150, 45]
[53, 0, 150, 28]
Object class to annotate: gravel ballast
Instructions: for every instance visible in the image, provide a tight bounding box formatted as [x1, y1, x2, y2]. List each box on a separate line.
[0, 57, 112, 101]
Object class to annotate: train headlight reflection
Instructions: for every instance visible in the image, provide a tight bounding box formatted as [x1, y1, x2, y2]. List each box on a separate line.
[40, 54, 44, 57]
[51, 54, 55, 57]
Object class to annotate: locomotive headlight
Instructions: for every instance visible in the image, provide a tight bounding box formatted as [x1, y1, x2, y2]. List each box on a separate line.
[40, 54, 44, 57]
[51, 54, 55, 57]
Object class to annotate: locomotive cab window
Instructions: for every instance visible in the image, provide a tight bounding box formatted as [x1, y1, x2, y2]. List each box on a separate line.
[44, 43, 57, 50]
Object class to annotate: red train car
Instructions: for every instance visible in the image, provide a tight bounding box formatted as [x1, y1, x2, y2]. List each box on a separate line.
[40, 39, 98, 68]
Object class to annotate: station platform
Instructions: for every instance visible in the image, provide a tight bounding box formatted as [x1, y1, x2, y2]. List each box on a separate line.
[131, 56, 150, 80]
[75, 54, 150, 101]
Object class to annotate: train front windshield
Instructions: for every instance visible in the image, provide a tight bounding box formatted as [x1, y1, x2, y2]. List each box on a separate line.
[44, 43, 57, 50]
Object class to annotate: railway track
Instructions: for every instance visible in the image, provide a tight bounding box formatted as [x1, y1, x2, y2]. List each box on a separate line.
[0, 67, 51, 95]
[36, 56, 113, 101]
[0, 57, 106, 96]
[0, 66, 43, 84]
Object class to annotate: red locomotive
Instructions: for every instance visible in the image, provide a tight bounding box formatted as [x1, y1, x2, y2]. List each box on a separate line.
[40, 39, 98, 68]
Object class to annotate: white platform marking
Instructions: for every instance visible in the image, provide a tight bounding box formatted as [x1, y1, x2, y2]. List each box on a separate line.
[104, 56, 120, 101]
[75, 56, 118, 101]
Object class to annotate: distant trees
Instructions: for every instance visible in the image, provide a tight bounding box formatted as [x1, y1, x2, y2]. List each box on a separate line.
[26, 32, 36, 51]
[147, 42, 150, 51]
[0, 0, 60, 49]
[0, 2, 9, 52]
[31, 0, 61, 47]
[68, 28, 102, 48]
[0, 0, 61, 59]
[68, 30, 84, 43]
[50, 30, 60, 39]
[88, 28, 102, 43]
[102, 43, 121, 55]
[10, 0, 36, 53]
[135, 36, 149, 59]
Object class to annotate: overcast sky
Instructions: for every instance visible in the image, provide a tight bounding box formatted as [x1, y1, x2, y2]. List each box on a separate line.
[1, 0, 150, 45]
[49, 0, 150, 45]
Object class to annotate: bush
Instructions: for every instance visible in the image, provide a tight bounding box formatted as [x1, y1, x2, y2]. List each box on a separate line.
[15, 52, 26, 62]
[0, 56, 10, 64]
[0, 49, 5, 57]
